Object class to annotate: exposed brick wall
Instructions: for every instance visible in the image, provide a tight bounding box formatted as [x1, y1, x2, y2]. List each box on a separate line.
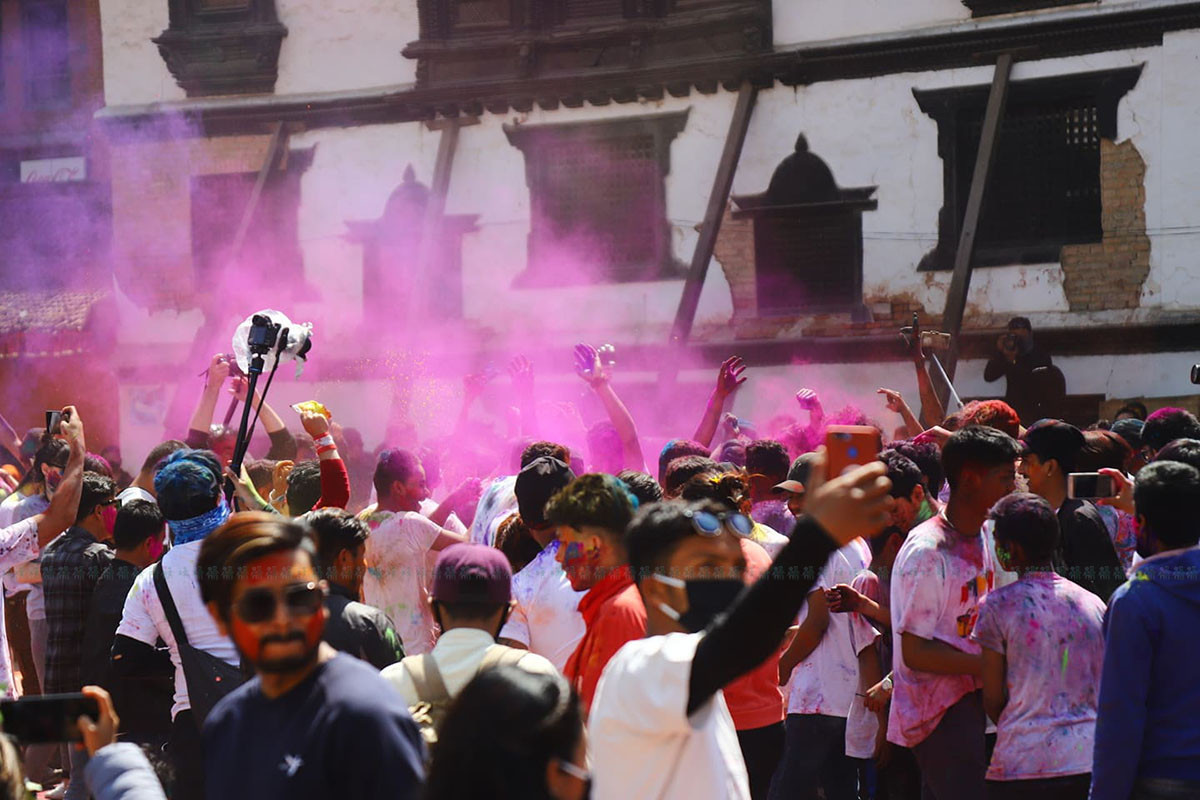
[1060, 138, 1151, 311]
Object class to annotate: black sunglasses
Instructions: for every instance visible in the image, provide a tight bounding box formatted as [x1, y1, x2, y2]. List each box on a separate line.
[235, 582, 324, 624]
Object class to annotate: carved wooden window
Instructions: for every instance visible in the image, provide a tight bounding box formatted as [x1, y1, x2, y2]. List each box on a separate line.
[915, 66, 1142, 270]
[154, 0, 287, 97]
[21, 0, 71, 110]
[505, 111, 688, 286]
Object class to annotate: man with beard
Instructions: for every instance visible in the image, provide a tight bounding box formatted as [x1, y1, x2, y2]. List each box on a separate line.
[197, 513, 424, 799]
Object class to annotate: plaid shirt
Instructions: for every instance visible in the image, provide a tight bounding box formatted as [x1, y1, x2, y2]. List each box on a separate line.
[42, 527, 113, 694]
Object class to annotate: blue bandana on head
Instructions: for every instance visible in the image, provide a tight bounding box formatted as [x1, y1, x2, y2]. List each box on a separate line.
[168, 498, 230, 546]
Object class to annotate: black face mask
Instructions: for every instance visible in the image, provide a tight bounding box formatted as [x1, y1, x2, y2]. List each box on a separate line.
[653, 575, 745, 633]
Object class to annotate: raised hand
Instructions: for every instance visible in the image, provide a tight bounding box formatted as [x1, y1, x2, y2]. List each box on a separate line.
[59, 405, 84, 448]
[207, 353, 232, 388]
[463, 372, 491, 400]
[796, 388, 822, 412]
[573, 343, 611, 388]
[913, 426, 953, 449]
[716, 357, 748, 397]
[508, 355, 535, 396]
[877, 388, 905, 414]
[299, 408, 331, 439]
[1097, 467, 1135, 515]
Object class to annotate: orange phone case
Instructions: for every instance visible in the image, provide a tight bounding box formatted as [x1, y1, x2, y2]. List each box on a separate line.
[825, 425, 882, 478]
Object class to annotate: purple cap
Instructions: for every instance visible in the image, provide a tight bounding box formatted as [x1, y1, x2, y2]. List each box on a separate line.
[431, 543, 512, 605]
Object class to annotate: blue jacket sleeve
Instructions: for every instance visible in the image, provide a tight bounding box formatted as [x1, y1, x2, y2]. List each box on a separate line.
[1089, 585, 1153, 800]
[83, 743, 168, 800]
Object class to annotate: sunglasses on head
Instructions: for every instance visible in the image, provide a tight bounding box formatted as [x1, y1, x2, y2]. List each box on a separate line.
[682, 509, 753, 538]
[235, 582, 324, 624]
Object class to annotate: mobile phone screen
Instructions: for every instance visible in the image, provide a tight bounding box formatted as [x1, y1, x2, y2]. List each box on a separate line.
[1068, 473, 1115, 500]
[0, 694, 99, 744]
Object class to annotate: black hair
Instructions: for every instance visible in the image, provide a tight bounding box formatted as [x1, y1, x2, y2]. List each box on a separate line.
[617, 469, 663, 505]
[18, 437, 70, 493]
[425, 666, 583, 800]
[139, 440, 187, 477]
[1115, 402, 1148, 422]
[545, 474, 635, 538]
[113, 500, 165, 551]
[1078, 430, 1133, 473]
[518, 441, 570, 471]
[989, 493, 1059, 565]
[658, 439, 710, 483]
[495, 514, 541, 574]
[711, 440, 747, 468]
[678, 471, 749, 512]
[305, 508, 369, 577]
[434, 600, 507, 625]
[286, 460, 323, 517]
[373, 448, 421, 500]
[889, 440, 945, 496]
[879, 450, 923, 500]
[1133, 460, 1200, 550]
[75, 472, 116, 525]
[663, 456, 719, 498]
[196, 512, 312, 619]
[1143, 409, 1200, 453]
[626, 500, 726, 581]
[941, 426, 1021, 491]
[586, 421, 621, 462]
[745, 439, 790, 482]
[1154, 439, 1200, 473]
[1008, 316, 1032, 331]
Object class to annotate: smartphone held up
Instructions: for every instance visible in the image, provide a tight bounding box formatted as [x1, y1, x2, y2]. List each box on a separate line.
[825, 425, 882, 479]
[0, 693, 99, 744]
[1067, 472, 1117, 500]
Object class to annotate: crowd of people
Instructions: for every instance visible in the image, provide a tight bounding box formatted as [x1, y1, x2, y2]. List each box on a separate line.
[0, 328, 1195, 800]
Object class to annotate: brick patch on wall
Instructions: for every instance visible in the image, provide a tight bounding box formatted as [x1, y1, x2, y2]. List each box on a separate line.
[1060, 138, 1151, 312]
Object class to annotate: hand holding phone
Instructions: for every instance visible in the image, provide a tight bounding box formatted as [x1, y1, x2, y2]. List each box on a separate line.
[1068, 472, 1117, 500]
[825, 425, 882, 479]
[0, 693, 99, 744]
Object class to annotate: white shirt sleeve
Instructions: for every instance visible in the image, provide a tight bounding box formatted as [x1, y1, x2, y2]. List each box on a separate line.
[500, 595, 531, 646]
[408, 514, 445, 554]
[0, 518, 40, 574]
[115, 567, 160, 646]
[593, 633, 701, 736]
[891, 544, 948, 641]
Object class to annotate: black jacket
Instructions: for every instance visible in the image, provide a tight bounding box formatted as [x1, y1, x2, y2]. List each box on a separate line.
[82, 559, 173, 739]
[322, 583, 406, 669]
[984, 344, 1053, 423]
[1055, 499, 1126, 604]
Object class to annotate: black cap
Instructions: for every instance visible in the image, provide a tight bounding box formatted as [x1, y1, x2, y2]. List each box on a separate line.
[772, 452, 819, 494]
[514, 457, 575, 528]
[1021, 420, 1084, 472]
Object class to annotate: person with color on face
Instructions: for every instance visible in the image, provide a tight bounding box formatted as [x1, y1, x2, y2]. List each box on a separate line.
[547, 473, 642, 716]
[587, 452, 894, 800]
[199, 513, 425, 800]
[973, 494, 1106, 800]
[887, 426, 1021, 800]
[358, 448, 468, 656]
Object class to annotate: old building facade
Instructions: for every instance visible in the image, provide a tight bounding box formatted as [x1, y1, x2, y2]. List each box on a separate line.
[86, 0, 1200, 455]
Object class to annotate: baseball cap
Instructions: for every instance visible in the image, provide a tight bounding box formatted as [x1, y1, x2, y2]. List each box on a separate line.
[515, 456, 575, 528]
[773, 452, 819, 495]
[431, 544, 512, 604]
[1110, 418, 1144, 451]
[1021, 420, 1085, 471]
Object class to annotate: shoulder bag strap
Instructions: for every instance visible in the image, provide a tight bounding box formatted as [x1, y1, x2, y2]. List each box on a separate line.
[478, 644, 527, 673]
[404, 654, 451, 705]
[152, 561, 190, 650]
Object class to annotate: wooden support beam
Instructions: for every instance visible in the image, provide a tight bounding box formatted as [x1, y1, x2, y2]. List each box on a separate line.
[229, 121, 286, 261]
[939, 53, 1014, 394]
[669, 81, 758, 348]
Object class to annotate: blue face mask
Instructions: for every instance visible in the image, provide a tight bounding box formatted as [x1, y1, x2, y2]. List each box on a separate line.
[653, 573, 744, 633]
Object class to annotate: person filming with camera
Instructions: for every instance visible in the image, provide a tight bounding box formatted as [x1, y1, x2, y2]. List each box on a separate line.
[984, 317, 1053, 425]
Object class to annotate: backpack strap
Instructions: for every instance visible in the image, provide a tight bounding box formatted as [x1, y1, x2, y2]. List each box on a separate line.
[152, 561, 190, 650]
[404, 655, 451, 706]
[478, 644, 527, 673]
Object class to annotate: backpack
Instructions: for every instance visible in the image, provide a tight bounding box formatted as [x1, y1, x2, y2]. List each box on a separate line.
[405, 645, 529, 752]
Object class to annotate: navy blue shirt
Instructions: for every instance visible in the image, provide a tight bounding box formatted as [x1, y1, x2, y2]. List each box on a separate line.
[203, 653, 425, 800]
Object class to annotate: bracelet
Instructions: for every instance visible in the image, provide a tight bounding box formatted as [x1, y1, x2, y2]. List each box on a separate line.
[313, 434, 335, 449]
[316, 444, 338, 456]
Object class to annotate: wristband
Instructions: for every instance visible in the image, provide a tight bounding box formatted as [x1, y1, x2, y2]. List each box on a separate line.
[316, 444, 337, 455]
[313, 434, 335, 449]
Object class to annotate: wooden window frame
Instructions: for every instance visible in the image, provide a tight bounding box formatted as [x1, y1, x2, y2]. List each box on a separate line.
[153, 0, 287, 97]
[914, 65, 1143, 271]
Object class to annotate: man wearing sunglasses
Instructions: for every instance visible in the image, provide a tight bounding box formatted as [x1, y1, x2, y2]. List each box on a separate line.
[588, 454, 894, 800]
[198, 512, 425, 799]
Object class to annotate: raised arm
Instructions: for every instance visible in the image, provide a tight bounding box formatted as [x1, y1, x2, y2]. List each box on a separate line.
[301, 409, 350, 511]
[428, 478, 482, 529]
[0, 410, 25, 467]
[576, 344, 645, 471]
[455, 371, 491, 436]
[693, 357, 747, 448]
[508, 356, 539, 437]
[187, 354, 231, 444]
[687, 456, 894, 714]
[877, 389, 924, 440]
[37, 406, 86, 547]
[232, 377, 297, 461]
